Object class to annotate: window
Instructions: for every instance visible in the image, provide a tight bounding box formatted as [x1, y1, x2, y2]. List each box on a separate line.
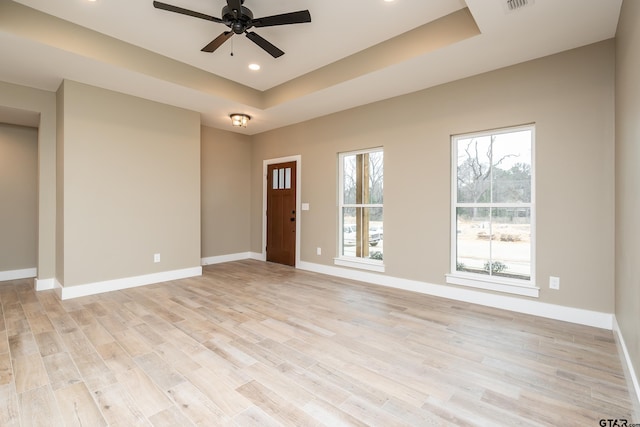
[272, 166, 292, 189]
[447, 125, 537, 297]
[336, 148, 384, 272]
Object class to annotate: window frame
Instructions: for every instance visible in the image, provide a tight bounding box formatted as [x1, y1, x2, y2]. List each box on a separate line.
[335, 147, 384, 272]
[446, 124, 538, 297]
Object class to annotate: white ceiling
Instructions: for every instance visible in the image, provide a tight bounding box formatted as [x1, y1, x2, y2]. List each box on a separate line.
[0, 0, 622, 134]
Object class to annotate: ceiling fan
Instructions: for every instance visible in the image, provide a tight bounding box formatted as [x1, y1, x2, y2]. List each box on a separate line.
[152, 0, 311, 58]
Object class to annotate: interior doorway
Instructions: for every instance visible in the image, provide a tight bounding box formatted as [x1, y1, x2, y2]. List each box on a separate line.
[0, 122, 38, 281]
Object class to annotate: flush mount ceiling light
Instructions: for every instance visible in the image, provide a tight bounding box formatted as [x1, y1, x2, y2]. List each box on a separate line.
[230, 113, 251, 127]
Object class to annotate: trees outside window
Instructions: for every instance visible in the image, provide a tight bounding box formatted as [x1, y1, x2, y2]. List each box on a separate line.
[451, 126, 534, 284]
[338, 148, 384, 269]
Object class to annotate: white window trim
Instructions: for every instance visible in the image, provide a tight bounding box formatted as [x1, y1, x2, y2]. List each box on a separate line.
[334, 256, 385, 273]
[448, 124, 537, 297]
[336, 147, 385, 273]
[446, 273, 539, 297]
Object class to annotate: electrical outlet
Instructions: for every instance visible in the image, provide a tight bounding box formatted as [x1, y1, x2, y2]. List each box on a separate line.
[549, 276, 560, 290]
[154, 253, 161, 263]
[316, 247, 322, 255]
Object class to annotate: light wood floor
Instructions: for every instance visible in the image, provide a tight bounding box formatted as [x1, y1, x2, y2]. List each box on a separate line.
[0, 260, 637, 426]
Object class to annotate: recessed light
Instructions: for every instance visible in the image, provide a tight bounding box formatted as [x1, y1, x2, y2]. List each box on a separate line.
[248, 63, 260, 71]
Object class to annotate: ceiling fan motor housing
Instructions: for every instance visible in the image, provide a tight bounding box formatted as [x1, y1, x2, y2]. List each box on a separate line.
[222, 5, 254, 33]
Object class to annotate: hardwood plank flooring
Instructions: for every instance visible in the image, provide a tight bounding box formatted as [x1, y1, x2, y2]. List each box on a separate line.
[0, 260, 638, 426]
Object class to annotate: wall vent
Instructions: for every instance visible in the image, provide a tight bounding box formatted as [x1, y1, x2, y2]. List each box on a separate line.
[505, 0, 534, 12]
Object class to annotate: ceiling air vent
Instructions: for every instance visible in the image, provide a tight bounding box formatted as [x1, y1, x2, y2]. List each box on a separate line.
[505, 0, 534, 13]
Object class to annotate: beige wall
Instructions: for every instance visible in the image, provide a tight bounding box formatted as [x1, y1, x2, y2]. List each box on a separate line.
[201, 125, 251, 258]
[0, 82, 57, 282]
[59, 80, 201, 286]
[0, 42, 619, 317]
[615, 0, 640, 395]
[56, 83, 65, 284]
[251, 40, 616, 313]
[0, 124, 38, 272]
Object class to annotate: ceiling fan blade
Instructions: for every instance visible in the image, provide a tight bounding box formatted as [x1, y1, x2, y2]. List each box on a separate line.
[201, 31, 234, 52]
[245, 32, 284, 58]
[252, 10, 311, 28]
[226, 0, 243, 19]
[153, 1, 224, 23]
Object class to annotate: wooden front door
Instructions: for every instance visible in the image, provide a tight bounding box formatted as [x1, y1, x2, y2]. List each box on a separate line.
[266, 161, 296, 266]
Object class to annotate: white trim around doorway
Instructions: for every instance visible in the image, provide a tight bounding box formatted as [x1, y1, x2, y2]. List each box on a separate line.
[262, 155, 302, 267]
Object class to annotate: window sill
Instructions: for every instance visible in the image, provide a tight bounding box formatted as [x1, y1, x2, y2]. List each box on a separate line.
[334, 257, 385, 273]
[445, 273, 539, 297]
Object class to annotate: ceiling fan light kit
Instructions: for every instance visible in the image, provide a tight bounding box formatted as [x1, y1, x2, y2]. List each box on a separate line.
[152, 0, 311, 58]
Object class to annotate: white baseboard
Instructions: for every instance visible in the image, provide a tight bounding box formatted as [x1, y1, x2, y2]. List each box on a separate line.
[54, 279, 63, 297]
[613, 316, 640, 413]
[202, 253, 253, 265]
[196, 253, 614, 330]
[297, 260, 614, 330]
[35, 277, 56, 291]
[55, 266, 202, 300]
[0, 267, 37, 281]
